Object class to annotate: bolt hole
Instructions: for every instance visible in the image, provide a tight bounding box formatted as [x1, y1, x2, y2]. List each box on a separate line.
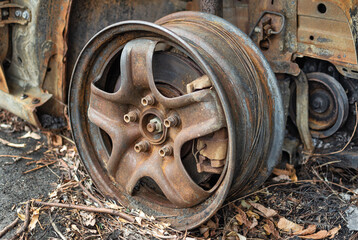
[159, 149, 165, 157]
[47, 67, 51, 72]
[17, 57, 22, 64]
[309, 35, 314, 41]
[135, 145, 140, 152]
[317, 3, 327, 14]
[124, 115, 130, 123]
[164, 120, 170, 128]
[343, 68, 348, 72]
[141, 99, 148, 106]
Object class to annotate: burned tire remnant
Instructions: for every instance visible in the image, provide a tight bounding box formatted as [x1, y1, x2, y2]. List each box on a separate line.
[69, 12, 284, 230]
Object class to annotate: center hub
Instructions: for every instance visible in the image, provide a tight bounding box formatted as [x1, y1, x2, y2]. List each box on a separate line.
[139, 109, 167, 145]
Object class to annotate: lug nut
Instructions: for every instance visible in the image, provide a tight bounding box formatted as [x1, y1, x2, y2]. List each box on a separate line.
[146, 122, 156, 133]
[146, 117, 162, 133]
[159, 145, 173, 157]
[141, 94, 155, 106]
[164, 115, 180, 128]
[134, 141, 150, 153]
[124, 111, 138, 123]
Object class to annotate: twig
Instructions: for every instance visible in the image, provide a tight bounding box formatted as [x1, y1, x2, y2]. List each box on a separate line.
[34, 201, 135, 223]
[23, 160, 57, 174]
[50, 212, 66, 240]
[60, 134, 75, 145]
[9, 202, 30, 240]
[78, 181, 104, 208]
[311, 168, 345, 203]
[0, 218, 19, 238]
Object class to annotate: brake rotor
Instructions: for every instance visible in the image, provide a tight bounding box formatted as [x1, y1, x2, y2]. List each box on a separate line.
[69, 11, 284, 230]
[290, 72, 349, 138]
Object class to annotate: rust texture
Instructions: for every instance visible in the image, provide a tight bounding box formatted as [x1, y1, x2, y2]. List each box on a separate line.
[200, 0, 223, 17]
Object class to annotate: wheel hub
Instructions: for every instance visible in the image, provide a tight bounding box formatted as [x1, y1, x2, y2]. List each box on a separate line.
[139, 109, 166, 144]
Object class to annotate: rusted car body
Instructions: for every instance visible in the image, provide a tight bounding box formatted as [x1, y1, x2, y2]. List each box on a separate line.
[1, 0, 358, 229]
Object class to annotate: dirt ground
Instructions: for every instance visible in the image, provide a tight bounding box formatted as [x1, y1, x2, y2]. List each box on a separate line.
[0, 109, 358, 240]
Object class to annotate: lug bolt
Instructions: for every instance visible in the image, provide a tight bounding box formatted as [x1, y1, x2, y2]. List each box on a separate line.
[123, 111, 138, 123]
[141, 94, 155, 106]
[22, 10, 29, 20]
[159, 145, 173, 157]
[15, 10, 22, 17]
[146, 117, 162, 133]
[164, 115, 180, 128]
[134, 141, 150, 153]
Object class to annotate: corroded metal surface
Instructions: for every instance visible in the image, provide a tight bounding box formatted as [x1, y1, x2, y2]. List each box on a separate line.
[293, 71, 314, 152]
[69, 11, 284, 229]
[200, 0, 223, 17]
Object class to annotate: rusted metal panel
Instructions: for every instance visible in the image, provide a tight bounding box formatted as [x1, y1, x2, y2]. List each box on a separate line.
[248, 0, 300, 76]
[297, 0, 357, 68]
[0, 0, 71, 128]
[200, 0, 223, 17]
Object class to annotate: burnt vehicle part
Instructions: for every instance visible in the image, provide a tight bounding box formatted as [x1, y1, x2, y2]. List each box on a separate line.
[69, 12, 284, 229]
[1, 0, 358, 230]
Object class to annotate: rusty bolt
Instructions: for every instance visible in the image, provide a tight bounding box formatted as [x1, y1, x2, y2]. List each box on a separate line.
[141, 94, 155, 106]
[134, 141, 150, 153]
[146, 117, 162, 133]
[164, 115, 180, 128]
[159, 145, 173, 157]
[15, 10, 22, 17]
[22, 10, 29, 20]
[124, 111, 138, 123]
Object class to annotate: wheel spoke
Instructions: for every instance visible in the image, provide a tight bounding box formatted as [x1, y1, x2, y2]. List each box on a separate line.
[106, 127, 141, 176]
[88, 83, 123, 137]
[113, 39, 158, 104]
[115, 150, 210, 207]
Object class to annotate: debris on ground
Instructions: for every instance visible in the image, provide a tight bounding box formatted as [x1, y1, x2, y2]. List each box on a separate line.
[0, 108, 358, 239]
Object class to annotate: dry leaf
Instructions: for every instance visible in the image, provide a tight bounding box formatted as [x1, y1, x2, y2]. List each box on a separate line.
[80, 212, 96, 226]
[206, 219, 217, 229]
[237, 234, 247, 240]
[17, 209, 25, 221]
[328, 225, 341, 239]
[19, 132, 41, 140]
[200, 227, 209, 238]
[250, 202, 277, 218]
[272, 175, 291, 182]
[29, 208, 40, 231]
[249, 217, 258, 229]
[273, 168, 290, 176]
[235, 207, 251, 227]
[293, 224, 316, 235]
[263, 220, 280, 238]
[246, 210, 260, 219]
[0, 137, 26, 148]
[135, 217, 142, 225]
[277, 217, 303, 233]
[299, 230, 329, 239]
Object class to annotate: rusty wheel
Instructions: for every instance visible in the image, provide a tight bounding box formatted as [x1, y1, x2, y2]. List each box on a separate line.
[69, 12, 284, 230]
